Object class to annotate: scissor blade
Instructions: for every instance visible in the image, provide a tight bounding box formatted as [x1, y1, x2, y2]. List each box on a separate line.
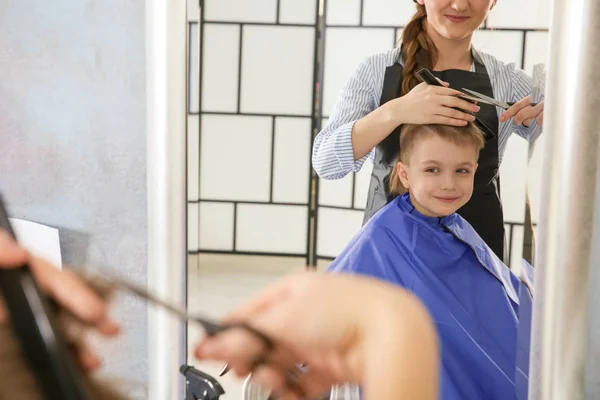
[91, 269, 226, 334]
[461, 88, 510, 109]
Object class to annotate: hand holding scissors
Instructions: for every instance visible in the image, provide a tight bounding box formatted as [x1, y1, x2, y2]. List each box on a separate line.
[460, 88, 544, 127]
[498, 95, 544, 127]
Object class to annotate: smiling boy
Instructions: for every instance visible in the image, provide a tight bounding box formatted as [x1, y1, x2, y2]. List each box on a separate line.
[327, 122, 531, 400]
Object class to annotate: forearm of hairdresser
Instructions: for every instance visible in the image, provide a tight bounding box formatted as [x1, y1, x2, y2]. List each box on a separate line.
[360, 300, 439, 399]
[351, 84, 479, 160]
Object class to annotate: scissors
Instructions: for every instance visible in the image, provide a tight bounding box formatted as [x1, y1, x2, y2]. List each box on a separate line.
[460, 88, 539, 110]
[95, 270, 307, 391]
[416, 68, 539, 111]
[93, 269, 272, 340]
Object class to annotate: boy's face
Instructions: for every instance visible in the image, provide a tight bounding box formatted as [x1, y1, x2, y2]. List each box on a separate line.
[397, 135, 479, 217]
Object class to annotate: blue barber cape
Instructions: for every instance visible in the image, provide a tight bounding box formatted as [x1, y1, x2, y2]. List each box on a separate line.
[327, 193, 533, 400]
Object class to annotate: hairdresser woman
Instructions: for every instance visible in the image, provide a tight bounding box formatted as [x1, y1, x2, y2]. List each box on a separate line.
[312, 0, 545, 261]
[0, 230, 439, 399]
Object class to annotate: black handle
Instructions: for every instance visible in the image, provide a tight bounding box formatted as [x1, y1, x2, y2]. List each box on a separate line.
[417, 68, 444, 86]
[507, 102, 539, 107]
[181, 365, 225, 400]
[0, 196, 91, 400]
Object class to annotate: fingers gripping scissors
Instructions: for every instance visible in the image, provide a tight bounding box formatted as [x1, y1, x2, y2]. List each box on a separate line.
[460, 88, 539, 110]
[416, 68, 538, 110]
[95, 271, 307, 395]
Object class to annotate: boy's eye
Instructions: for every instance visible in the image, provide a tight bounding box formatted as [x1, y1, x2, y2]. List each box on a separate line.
[457, 168, 471, 174]
[425, 167, 439, 173]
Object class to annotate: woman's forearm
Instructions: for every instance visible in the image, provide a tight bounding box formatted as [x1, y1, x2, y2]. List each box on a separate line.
[361, 293, 439, 400]
[351, 98, 405, 160]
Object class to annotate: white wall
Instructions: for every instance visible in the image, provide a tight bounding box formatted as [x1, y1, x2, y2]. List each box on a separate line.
[0, 1, 148, 397]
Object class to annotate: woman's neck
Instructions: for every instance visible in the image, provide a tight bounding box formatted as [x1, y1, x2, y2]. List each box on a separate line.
[426, 23, 473, 71]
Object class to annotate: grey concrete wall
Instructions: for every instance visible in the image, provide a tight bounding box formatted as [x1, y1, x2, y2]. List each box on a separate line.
[0, 1, 147, 397]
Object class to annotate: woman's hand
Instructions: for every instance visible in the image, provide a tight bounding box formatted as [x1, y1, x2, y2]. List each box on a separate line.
[393, 81, 481, 127]
[0, 230, 120, 371]
[499, 95, 544, 126]
[194, 271, 439, 400]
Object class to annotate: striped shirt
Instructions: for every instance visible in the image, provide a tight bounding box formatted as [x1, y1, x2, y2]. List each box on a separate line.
[312, 47, 544, 180]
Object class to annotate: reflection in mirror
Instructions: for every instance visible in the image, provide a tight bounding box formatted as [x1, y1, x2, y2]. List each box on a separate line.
[185, 0, 551, 399]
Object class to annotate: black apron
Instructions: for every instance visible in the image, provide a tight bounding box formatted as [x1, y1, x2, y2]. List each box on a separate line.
[362, 54, 506, 261]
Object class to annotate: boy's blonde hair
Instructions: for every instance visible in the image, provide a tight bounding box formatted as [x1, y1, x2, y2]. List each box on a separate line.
[388, 122, 485, 196]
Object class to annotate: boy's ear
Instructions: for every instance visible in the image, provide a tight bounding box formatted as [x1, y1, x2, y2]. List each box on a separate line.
[397, 162, 410, 189]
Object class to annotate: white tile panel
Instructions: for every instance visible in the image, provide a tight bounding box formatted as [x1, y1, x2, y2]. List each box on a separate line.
[354, 162, 373, 209]
[187, 115, 200, 200]
[507, 225, 525, 274]
[188, 202, 199, 251]
[318, 174, 354, 208]
[473, 30, 524, 66]
[326, 0, 361, 25]
[188, 0, 199, 22]
[316, 208, 364, 258]
[189, 23, 200, 113]
[524, 31, 549, 74]
[499, 134, 528, 223]
[486, 0, 551, 30]
[199, 201, 235, 251]
[240, 25, 316, 115]
[204, 0, 277, 23]
[200, 115, 272, 201]
[527, 134, 545, 224]
[279, 0, 318, 25]
[272, 117, 312, 204]
[323, 27, 396, 117]
[236, 204, 308, 253]
[201, 24, 240, 113]
[362, 0, 416, 27]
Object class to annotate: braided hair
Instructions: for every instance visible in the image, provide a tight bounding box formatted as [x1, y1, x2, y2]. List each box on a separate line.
[400, 2, 439, 96]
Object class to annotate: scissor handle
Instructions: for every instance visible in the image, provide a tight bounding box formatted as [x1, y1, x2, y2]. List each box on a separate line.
[416, 68, 444, 87]
[0, 196, 91, 400]
[507, 102, 539, 108]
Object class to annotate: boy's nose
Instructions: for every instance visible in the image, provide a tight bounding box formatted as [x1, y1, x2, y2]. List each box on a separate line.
[440, 174, 457, 190]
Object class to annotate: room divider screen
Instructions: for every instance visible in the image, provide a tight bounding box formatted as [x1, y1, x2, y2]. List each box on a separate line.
[187, 0, 550, 269]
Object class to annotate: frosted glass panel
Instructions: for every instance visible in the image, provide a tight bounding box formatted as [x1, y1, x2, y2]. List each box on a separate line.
[200, 115, 272, 201]
[188, 203, 199, 251]
[323, 27, 395, 116]
[204, 0, 277, 23]
[507, 225, 525, 274]
[199, 202, 235, 251]
[362, 0, 416, 26]
[472, 30, 523, 65]
[188, 0, 199, 21]
[236, 204, 308, 253]
[487, 0, 550, 29]
[354, 162, 373, 209]
[524, 31, 549, 73]
[189, 23, 200, 113]
[187, 115, 200, 200]
[201, 24, 240, 112]
[326, 0, 361, 25]
[273, 117, 312, 204]
[317, 208, 364, 258]
[499, 135, 528, 223]
[319, 175, 353, 208]
[527, 134, 545, 224]
[395, 28, 403, 44]
[279, 0, 317, 24]
[240, 26, 315, 115]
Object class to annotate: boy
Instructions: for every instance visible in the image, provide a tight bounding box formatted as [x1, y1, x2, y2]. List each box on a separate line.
[327, 123, 533, 400]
